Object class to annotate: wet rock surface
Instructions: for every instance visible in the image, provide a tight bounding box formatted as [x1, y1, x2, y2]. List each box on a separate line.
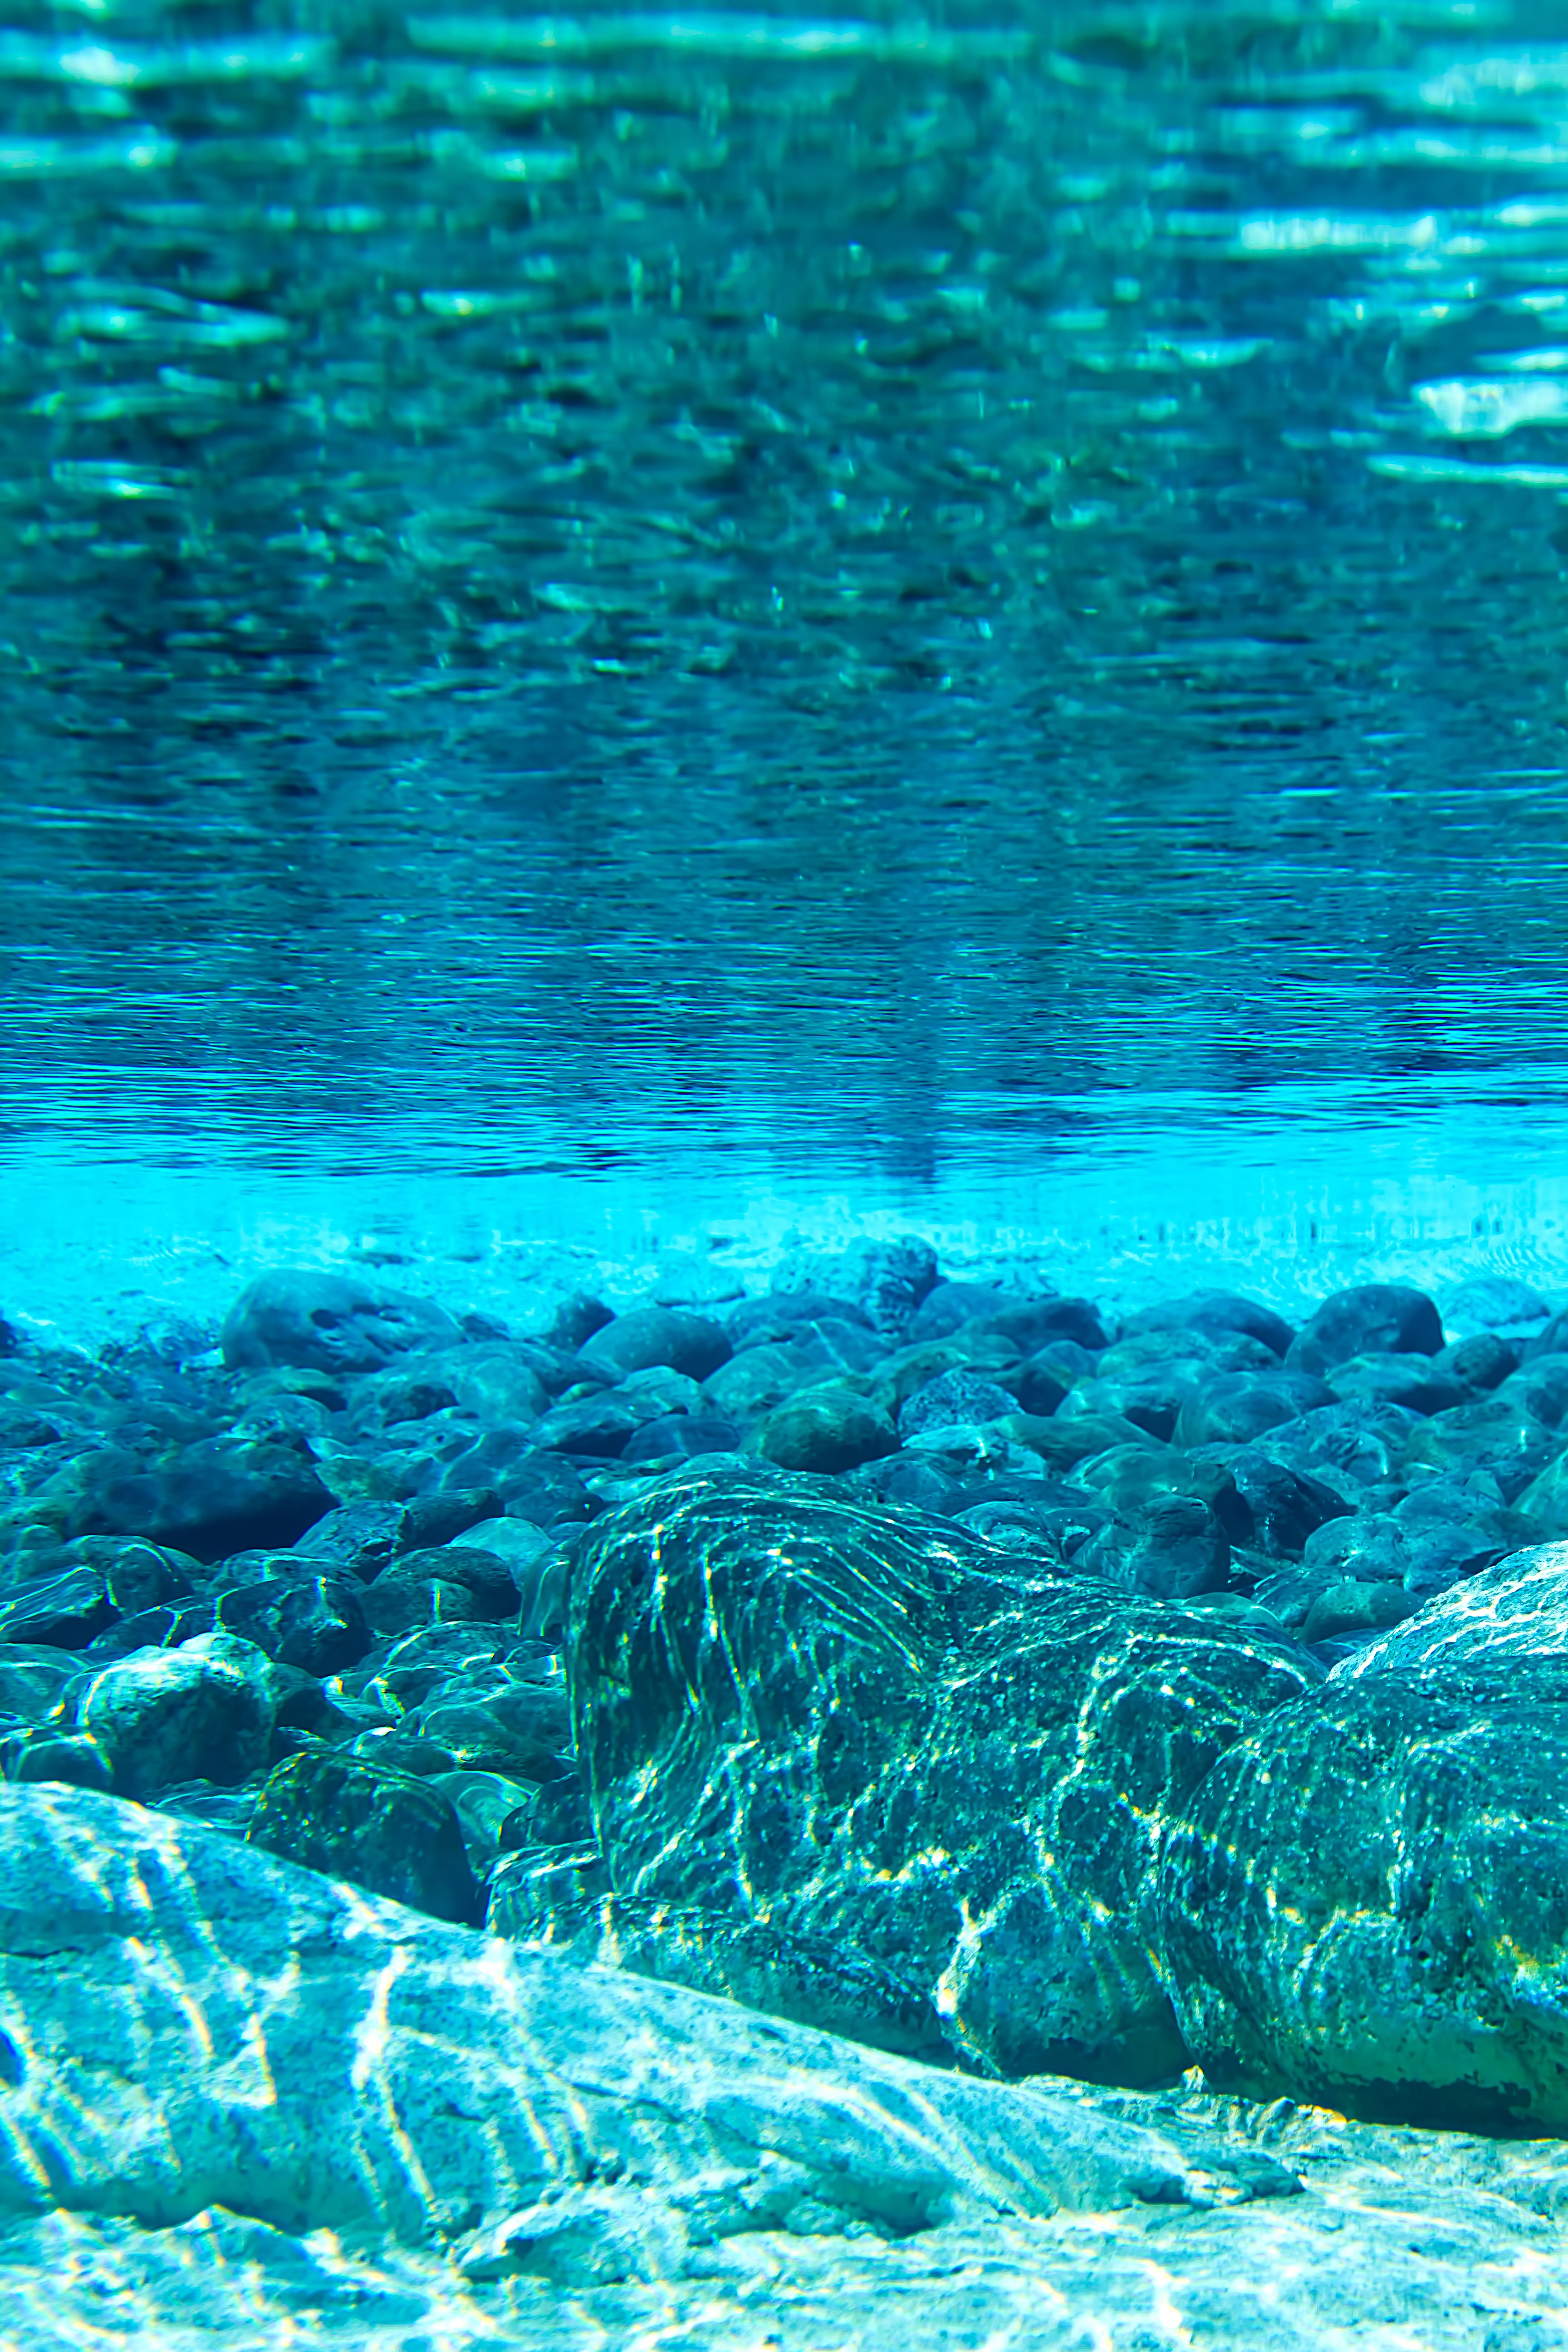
[5, 1249, 1568, 2341]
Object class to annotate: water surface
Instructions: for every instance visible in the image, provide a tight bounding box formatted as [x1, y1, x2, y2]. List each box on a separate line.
[4, 0, 1568, 1221]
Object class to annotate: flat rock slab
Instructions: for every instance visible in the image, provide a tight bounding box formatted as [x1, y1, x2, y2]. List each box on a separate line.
[0, 1782, 1267, 2264]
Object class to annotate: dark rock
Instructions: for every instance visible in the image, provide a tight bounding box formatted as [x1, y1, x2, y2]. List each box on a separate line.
[385, 1544, 519, 1618]
[361, 1569, 483, 1638]
[5, 1730, 112, 1791]
[348, 1366, 459, 1431]
[247, 1747, 479, 1926]
[845, 1455, 967, 1514]
[539, 1292, 614, 1352]
[209, 1570, 372, 1675]
[1401, 1395, 1561, 1502]
[1255, 1401, 1425, 1493]
[1021, 1414, 1170, 1479]
[724, 1292, 874, 1347]
[1056, 1372, 1197, 1446]
[0, 1539, 193, 1649]
[1324, 1354, 1470, 1416]
[410, 1661, 572, 1782]
[80, 1632, 275, 1800]
[898, 1369, 1019, 1441]
[1433, 1332, 1519, 1392]
[1122, 1291, 1294, 1359]
[577, 1308, 730, 1385]
[1442, 1276, 1554, 1338]
[80, 1430, 333, 1562]
[221, 1269, 461, 1376]
[1191, 1448, 1349, 1559]
[1159, 1672, 1568, 2132]
[532, 1393, 645, 1458]
[1526, 1309, 1568, 1362]
[563, 1471, 1318, 2081]
[1498, 1357, 1568, 1430]
[1067, 1447, 1249, 1544]
[0, 1313, 20, 1358]
[756, 1388, 899, 1474]
[1079, 1495, 1231, 1602]
[954, 1495, 1094, 1561]
[293, 1490, 505, 1580]
[1284, 1284, 1443, 1378]
[1010, 1357, 1069, 1417]
[985, 1298, 1108, 1352]
[0, 1645, 81, 1722]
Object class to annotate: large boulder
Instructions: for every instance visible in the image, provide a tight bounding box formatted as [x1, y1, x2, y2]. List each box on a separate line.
[1159, 1666, 1568, 2133]
[221, 1270, 461, 1376]
[559, 1471, 1317, 2082]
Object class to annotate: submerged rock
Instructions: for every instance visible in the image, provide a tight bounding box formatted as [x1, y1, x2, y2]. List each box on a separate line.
[561, 1470, 1318, 2082]
[221, 1269, 462, 1376]
[1160, 1669, 1568, 2133]
[247, 1745, 480, 1926]
[0, 1780, 1261, 2259]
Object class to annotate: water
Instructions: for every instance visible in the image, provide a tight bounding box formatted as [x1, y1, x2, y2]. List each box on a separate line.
[4, 0, 1568, 1303]
[7, 13, 1568, 2341]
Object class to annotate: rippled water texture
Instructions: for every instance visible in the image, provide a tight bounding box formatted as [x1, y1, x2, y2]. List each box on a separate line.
[5, 0, 1568, 1186]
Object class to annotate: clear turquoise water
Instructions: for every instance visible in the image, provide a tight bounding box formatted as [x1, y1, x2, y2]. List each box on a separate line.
[2, 0, 1568, 1235]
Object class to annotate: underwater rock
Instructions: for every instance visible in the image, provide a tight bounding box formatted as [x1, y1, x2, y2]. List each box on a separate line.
[576, 1306, 730, 1384]
[74, 1427, 333, 1562]
[248, 1745, 480, 1925]
[206, 1564, 372, 1674]
[1330, 1541, 1568, 1680]
[1284, 1281, 1445, 1377]
[1122, 1289, 1294, 1358]
[221, 1269, 462, 1376]
[79, 1632, 275, 1801]
[1325, 1352, 1470, 1416]
[897, 1367, 1018, 1439]
[1159, 1670, 1568, 2133]
[1174, 1369, 1337, 1446]
[1399, 1393, 1561, 1502]
[755, 1386, 899, 1472]
[292, 1490, 505, 1579]
[561, 1470, 1318, 2081]
[770, 1236, 939, 1338]
[1434, 1330, 1519, 1390]
[622, 1411, 744, 1463]
[903, 1280, 1021, 1342]
[0, 1781, 1259, 2256]
[1077, 1493, 1232, 1601]
[0, 1536, 193, 1648]
[1441, 1275, 1555, 1338]
[1189, 1446, 1348, 1557]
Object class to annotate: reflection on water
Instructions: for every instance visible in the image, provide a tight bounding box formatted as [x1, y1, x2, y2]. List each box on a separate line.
[3, 0, 1568, 1197]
